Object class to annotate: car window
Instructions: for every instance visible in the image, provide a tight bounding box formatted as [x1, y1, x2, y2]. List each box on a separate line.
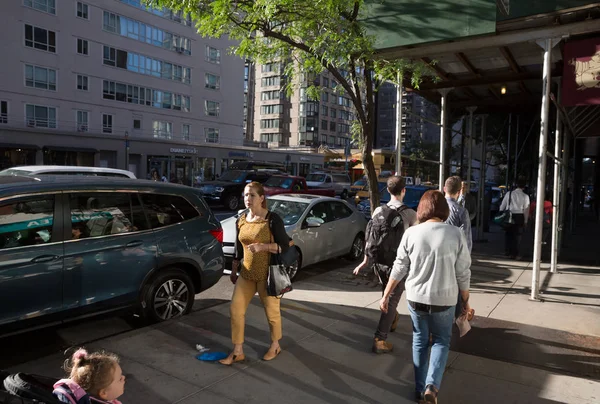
[219, 170, 246, 183]
[305, 202, 333, 224]
[333, 175, 350, 183]
[325, 176, 332, 183]
[70, 193, 148, 239]
[267, 200, 309, 225]
[140, 194, 199, 229]
[306, 173, 325, 182]
[0, 196, 55, 250]
[330, 202, 353, 221]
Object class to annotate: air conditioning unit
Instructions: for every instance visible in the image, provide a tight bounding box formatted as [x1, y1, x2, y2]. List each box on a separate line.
[77, 124, 88, 132]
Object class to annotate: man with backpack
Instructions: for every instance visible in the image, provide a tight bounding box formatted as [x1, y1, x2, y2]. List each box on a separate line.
[353, 176, 417, 354]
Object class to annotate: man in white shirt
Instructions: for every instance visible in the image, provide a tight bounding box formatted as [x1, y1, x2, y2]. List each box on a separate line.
[499, 177, 530, 259]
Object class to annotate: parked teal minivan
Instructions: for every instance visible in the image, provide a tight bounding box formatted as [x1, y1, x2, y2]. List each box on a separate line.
[0, 175, 224, 335]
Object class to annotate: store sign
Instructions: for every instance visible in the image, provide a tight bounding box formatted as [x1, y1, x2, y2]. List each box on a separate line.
[300, 157, 311, 161]
[562, 37, 600, 106]
[229, 151, 254, 158]
[170, 147, 198, 154]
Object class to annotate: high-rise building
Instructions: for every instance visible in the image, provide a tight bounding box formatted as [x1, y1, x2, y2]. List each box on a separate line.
[252, 62, 356, 150]
[375, 83, 440, 150]
[243, 60, 255, 141]
[0, 0, 245, 182]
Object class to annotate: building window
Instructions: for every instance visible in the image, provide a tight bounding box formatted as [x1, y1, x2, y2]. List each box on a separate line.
[77, 74, 88, 91]
[77, 38, 88, 55]
[322, 77, 329, 87]
[76, 2, 89, 19]
[329, 136, 335, 145]
[103, 11, 192, 55]
[261, 76, 280, 87]
[205, 128, 219, 143]
[261, 90, 282, 101]
[260, 119, 280, 129]
[205, 46, 220, 64]
[102, 114, 113, 133]
[153, 121, 172, 139]
[26, 104, 57, 128]
[25, 64, 56, 91]
[321, 92, 329, 102]
[182, 124, 190, 141]
[260, 133, 281, 143]
[24, 24, 56, 53]
[76, 110, 88, 132]
[330, 108, 336, 118]
[205, 73, 220, 90]
[260, 104, 283, 115]
[321, 120, 328, 130]
[330, 121, 336, 131]
[24, 0, 55, 14]
[102, 45, 191, 84]
[102, 80, 190, 112]
[1, 101, 8, 124]
[133, 119, 141, 129]
[321, 105, 328, 116]
[205, 101, 220, 117]
[118, 0, 192, 26]
[261, 63, 280, 73]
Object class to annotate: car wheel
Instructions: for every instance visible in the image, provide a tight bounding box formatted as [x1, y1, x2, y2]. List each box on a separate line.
[288, 248, 302, 280]
[142, 268, 194, 322]
[347, 233, 365, 261]
[225, 194, 240, 211]
[341, 189, 348, 199]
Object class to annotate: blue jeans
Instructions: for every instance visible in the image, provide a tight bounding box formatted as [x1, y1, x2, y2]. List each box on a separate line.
[408, 303, 454, 393]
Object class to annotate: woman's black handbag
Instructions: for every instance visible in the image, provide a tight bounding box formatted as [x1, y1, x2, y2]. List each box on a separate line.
[267, 253, 293, 297]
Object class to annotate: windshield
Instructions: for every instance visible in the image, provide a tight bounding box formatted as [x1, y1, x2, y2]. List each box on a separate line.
[306, 174, 326, 182]
[264, 176, 294, 189]
[267, 199, 309, 225]
[219, 170, 247, 183]
[353, 178, 367, 187]
[0, 169, 31, 176]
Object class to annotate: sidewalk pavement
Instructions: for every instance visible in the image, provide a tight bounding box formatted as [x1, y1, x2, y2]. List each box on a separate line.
[8, 256, 600, 404]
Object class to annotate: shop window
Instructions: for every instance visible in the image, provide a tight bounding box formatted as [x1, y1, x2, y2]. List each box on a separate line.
[102, 114, 113, 133]
[0, 196, 55, 250]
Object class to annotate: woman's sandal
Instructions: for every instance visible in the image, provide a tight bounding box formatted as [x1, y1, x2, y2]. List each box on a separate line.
[262, 347, 281, 361]
[423, 384, 438, 404]
[218, 353, 246, 366]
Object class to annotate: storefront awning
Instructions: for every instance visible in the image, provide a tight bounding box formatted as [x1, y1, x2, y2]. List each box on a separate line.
[0, 143, 40, 150]
[43, 146, 98, 153]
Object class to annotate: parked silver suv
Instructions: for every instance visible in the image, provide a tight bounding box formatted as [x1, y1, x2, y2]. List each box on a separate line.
[305, 172, 352, 199]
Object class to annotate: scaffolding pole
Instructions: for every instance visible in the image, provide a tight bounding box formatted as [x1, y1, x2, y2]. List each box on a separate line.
[438, 89, 451, 191]
[550, 81, 562, 273]
[466, 107, 477, 186]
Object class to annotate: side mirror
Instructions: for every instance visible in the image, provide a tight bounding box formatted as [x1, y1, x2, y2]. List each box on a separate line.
[306, 218, 322, 228]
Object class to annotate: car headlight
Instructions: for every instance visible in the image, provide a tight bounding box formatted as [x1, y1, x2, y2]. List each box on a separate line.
[215, 187, 224, 192]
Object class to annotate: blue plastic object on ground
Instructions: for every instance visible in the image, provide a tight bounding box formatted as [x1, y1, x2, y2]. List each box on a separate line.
[196, 351, 228, 361]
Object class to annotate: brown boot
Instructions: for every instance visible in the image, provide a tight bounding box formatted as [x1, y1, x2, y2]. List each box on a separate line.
[390, 312, 400, 332]
[372, 338, 393, 354]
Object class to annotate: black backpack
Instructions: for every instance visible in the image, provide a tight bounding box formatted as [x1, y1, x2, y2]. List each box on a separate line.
[366, 205, 408, 284]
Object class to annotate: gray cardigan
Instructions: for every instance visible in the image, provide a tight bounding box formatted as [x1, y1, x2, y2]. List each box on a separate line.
[390, 222, 471, 307]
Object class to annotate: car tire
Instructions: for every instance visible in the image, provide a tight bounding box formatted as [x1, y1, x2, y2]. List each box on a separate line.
[288, 248, 302, 280]
[142, 268, 195, 323]
[346, 233, 365, 261]
[225, 194, 240, 211]
[341, 189, 348, 199]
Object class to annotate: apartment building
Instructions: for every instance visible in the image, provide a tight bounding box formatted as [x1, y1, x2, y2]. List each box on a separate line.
[0, 0, 255, 184]
[375, 82, 440, 150]
[252, 62, 356, 164]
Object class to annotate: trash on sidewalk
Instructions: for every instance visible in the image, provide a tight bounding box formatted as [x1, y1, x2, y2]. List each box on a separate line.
[196, 344, 210, 353]
[196, 352, 228, 362]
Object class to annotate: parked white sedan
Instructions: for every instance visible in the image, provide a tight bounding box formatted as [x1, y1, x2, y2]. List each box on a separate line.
[221, 194, 368, 277]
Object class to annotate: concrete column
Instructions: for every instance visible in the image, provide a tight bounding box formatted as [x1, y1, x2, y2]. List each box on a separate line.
[395, 72, 403, 175]
[438, 89, 452, 191]
[531, 37, 560, 301]
[550, 81, 562, 273]
[466, 107, 477, 186]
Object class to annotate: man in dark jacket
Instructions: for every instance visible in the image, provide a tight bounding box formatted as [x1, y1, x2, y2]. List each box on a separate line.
[353, 176, 417, 353]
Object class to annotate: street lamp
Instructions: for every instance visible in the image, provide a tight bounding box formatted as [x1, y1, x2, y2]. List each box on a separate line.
[124, 131, 129, 170]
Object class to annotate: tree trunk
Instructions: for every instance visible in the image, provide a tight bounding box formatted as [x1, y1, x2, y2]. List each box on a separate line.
[361, 119, 380, 216]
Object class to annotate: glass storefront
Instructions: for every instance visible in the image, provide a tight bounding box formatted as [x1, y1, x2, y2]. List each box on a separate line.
[220, 159, 229, 176]
[43, 148, 94, 166]
[299, 163, 311, 177]
[192, 157, 216, 185]
[0, 147, 36, 170]
[148, 155, 215, 187]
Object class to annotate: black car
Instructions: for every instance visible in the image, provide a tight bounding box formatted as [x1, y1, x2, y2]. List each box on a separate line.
[357, 185, 434, 219]
[197, 169, 280, 210]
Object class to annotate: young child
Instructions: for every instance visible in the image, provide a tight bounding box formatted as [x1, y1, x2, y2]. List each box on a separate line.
[53, 348, 125, 404]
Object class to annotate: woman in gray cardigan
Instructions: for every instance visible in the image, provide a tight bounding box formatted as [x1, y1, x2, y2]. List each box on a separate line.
[380, 190, 471, 403]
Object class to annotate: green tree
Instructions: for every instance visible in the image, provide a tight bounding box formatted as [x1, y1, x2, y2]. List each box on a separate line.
[148, 0, 431, 213]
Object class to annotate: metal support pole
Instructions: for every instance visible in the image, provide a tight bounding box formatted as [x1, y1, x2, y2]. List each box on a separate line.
[550, 81, 562, 273]
[506, 113, 512, 187]
[438, 89, 452, 191]
[532, 37, 560, 301]
[558, 129, 570, 248]
[124, 131, 129, 170]
[476, 115, 488, 241]
[514, 115, 520, 185]
[395, 73, 403, 175]
[466, 107, 477, 187]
